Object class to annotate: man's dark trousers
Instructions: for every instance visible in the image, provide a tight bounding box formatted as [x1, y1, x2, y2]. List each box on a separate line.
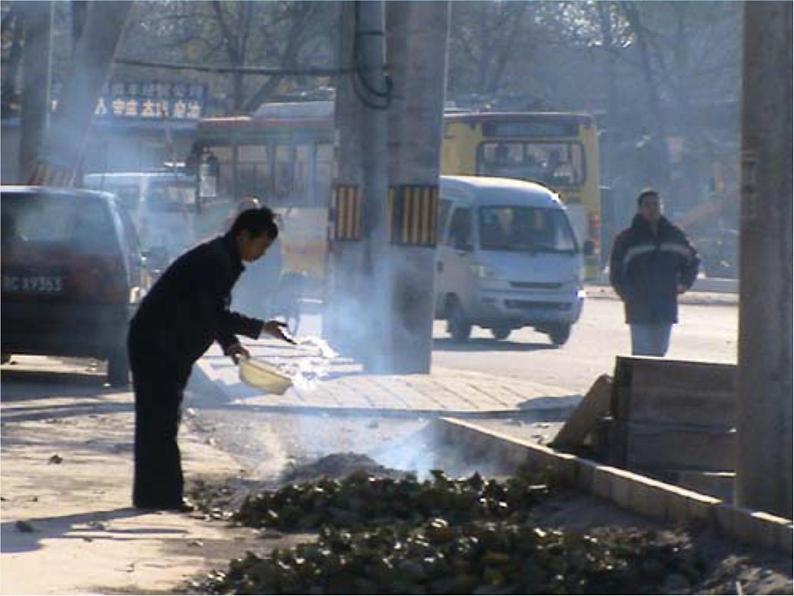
[129, 324, 192, 508]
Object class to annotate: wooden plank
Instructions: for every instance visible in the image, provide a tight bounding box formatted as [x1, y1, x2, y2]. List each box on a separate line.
[552, 374, 613, 448]
[621, 421, 736, 471]
[611, 357, 736, 425]
[623, 387, 735, 426]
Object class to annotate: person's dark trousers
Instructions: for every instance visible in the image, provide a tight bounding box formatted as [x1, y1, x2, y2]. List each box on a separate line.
[128, 326, 192, 509]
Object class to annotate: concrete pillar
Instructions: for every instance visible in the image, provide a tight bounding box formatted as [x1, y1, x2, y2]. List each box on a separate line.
[19, 1, 53, 182]
[735, 1, 792, 517]
[385, 1, 450, 373]
[323, 1, 366, 355]
[355, 0, 392, 372]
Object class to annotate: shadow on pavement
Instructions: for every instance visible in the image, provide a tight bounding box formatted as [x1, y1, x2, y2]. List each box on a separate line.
[0, 507, 176, 554]
[0, 400, 132, 424]
[0, 367, 118, 402]
[433, 338, 558, 352]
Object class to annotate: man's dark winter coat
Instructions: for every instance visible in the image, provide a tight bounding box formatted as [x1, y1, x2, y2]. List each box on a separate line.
[128, 232, 264, 508]
[609, 214, 700, 324]
[131, 233, 264, 367]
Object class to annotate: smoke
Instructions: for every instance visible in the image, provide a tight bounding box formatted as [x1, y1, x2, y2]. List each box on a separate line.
[264, 335, 338, 391]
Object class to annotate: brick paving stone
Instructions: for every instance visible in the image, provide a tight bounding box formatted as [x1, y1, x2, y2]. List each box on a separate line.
[195, 338, 581, 415]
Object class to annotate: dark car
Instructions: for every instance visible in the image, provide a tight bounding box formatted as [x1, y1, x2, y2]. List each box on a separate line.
[1, 186, 150, 386]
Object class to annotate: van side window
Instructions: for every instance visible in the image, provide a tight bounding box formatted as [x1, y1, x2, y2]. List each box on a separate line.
[447, 207, 472, 251]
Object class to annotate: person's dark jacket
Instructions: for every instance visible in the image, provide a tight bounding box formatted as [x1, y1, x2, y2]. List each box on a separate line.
[609, 214, 700, 324]
[130, 233, 264, 367]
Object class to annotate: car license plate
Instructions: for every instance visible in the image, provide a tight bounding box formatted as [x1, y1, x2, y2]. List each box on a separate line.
[2, 275, 63, 294]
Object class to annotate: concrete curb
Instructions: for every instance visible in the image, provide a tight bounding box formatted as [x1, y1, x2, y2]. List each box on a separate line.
[432, 417, 792, 553]
[584, 285, 738, 306]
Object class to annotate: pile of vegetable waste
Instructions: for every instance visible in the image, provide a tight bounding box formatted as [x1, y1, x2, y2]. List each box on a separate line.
[235, 469, 552, 532]
[197, 466, 708, 594]
[203, 522, 700, 595]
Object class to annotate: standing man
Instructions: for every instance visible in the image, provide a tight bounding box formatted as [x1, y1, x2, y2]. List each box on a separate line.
[128, 207, 293, 511]
[609, 189, 700, 356]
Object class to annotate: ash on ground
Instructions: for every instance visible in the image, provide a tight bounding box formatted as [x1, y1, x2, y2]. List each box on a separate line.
[278, 452, 407, 484]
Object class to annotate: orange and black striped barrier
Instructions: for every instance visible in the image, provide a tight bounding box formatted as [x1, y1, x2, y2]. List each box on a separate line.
[331, 184, 362, 241]
[388, 184, 438, 247]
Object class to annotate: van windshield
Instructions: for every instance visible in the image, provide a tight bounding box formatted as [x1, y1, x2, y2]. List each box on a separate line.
[147, 181, 196, 212]
[478, 206, 578, 253]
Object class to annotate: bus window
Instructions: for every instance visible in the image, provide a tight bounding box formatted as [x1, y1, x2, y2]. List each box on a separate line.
[295, 144, 311, 205]
[477, 141, 585, 187]
[237, 145, 272, 198]
[314, 143, 333, 207]
[275, 145, 294, 200]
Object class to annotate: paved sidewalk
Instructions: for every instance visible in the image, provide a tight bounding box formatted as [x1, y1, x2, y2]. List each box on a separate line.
[193, 339, 582, 416]
[0, 356, 291, 595]
[584, 283, 738, 305]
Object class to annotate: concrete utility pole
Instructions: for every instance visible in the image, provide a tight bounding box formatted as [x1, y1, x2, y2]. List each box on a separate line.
[19, 1, 54, 182]
[28, 1, 132, 186]
[355, 0, 392, 372]
[385, 1, 450, 373]
[323, 1, 366, 354]
[735, 1, 792, 517]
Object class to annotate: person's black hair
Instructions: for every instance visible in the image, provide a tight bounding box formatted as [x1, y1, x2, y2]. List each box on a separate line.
[229, 207, 279, 240]
[637, 188, 659, 207]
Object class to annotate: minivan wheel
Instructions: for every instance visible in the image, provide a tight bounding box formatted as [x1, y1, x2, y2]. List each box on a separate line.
[548, 324, 571, 346]
[107, 347, 130, 387]
[491, 327, 511, 340]
[447, 299, 472, 342]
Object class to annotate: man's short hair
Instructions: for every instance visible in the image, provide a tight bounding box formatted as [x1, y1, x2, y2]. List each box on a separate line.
[637, 188, 660, 207]
[229, 207, 279, 240]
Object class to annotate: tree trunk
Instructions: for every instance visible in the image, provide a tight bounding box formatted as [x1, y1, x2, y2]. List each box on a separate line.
[19, 1, 53, 183]
[29, 1, 132, 186]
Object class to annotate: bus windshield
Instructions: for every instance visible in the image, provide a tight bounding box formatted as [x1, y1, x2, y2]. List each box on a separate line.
[479, 205, 578, 253]
[477, 141, 585, 187]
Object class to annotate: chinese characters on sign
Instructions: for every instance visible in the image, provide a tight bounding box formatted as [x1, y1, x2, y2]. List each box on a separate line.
[90, 81, 207, 120]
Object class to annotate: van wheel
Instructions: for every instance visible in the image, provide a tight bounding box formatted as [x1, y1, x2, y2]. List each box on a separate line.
[491, 327, 511, 340]
[548, 324, 571, 346]
[447, 299, 471, 342]
[107, 347, 130, 387]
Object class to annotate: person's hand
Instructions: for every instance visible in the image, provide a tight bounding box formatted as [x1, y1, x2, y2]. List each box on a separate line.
[263, 320, 296, 344]
[677, 283, 687, 295]
[226, 342, 250, 365]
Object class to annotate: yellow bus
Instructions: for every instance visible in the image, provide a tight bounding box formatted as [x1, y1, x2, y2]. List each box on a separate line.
[441, 111, 601, 275]
[195, 102, 334, 294]
[195, 104, 602, 288]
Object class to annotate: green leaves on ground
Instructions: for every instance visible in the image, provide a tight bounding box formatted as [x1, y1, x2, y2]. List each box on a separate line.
[235, 468, 552, 532]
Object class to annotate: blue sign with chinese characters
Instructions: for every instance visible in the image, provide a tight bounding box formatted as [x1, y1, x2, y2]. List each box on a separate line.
[67, 81, 207, 120]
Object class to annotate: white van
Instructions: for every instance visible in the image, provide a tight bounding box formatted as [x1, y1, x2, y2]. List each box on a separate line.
[83, 172, 196, 260]
[436, 176, 585, 345]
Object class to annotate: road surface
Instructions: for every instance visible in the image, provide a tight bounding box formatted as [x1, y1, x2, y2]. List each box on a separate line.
[1, 297, 737, 480]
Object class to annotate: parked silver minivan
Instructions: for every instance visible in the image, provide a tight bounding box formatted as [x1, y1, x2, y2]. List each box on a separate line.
[435, 176, 585, 345]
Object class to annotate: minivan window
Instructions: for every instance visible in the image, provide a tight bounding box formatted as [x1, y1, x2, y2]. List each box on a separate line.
[479, 206, 578, 253]
[447, 207, 473, 251]
[73, 203, 117, 253]
[3, 196, 74, 243]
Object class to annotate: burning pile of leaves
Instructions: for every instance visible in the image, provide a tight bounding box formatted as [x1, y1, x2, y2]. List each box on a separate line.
[194, 465, 708, 594]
